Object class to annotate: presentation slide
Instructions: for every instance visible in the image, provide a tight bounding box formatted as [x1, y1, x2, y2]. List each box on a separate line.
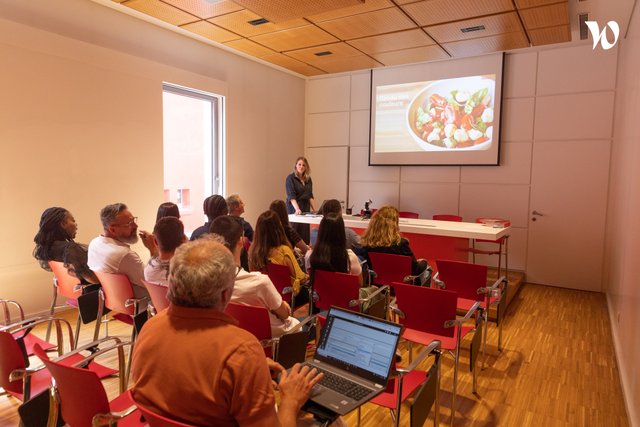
[369, 53, 504, 166]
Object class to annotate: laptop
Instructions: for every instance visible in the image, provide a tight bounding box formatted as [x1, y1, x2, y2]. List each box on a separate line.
[300, 306, 403, 416]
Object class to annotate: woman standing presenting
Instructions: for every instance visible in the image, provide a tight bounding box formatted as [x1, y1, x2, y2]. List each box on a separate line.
[285, 156, 315, 243]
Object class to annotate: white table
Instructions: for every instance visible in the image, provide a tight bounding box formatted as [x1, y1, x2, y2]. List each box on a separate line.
[289, 214, 511, 261]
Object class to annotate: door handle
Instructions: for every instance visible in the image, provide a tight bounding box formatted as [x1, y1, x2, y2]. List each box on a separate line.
[532, 210, 544, 216]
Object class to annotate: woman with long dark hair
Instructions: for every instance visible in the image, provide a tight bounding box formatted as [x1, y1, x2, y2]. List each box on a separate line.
[269, 199, 309, 255]
[155, 202, 180, 223]
[33, 207, 98, 283]
[306, 214, 361, 277]
[248, 210, 309, 303]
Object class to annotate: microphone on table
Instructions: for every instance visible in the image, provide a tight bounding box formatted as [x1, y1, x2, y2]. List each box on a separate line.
[363, 199, 373, 219]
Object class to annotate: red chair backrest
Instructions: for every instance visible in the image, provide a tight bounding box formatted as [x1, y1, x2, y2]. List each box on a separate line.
[266, 263, 292, 303]
[393, 283, 456, 338]
[224, 302, 272, 357]
[95, 272, 136, 315]
[432, 214, 463, 222]
[367, 252, 412, 286]
[475, 218, 511, 243]
[398, 211, 420, 219]
[143, 281, 170, 312]
[435, 260, 486, 302]
[33, 343, 110, 427]
[132, 390, 195, 426]
[312, 270, 360, 312]
[0, 330, 27, 394]
[48, 260, 82, 300]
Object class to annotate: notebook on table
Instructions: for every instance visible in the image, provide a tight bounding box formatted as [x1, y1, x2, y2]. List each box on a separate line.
[300, 306, 403, 416]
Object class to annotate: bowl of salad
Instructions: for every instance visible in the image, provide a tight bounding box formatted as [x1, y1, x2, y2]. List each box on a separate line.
[407, 76, 495, 151]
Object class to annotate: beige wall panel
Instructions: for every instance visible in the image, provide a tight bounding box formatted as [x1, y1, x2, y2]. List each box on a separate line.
[537, 44, 618, 95]
[503, 52, 537, 98]
[306, 75, 351, 113]
[306, 112, 350, 147]
[306, 146, 349, 205]
[534, 92, 614, 141]
[348, 181, 400, 213]
[461, 142, 532, 184]
[501, 97, 535, 142]
[349, 146, 400, 181]
[460, 183, 530, 227]
[349, 110, 371, 147]
[350, 72, 371, 111]
[401, 165, 461, 183]
[399, 182, 461, 219]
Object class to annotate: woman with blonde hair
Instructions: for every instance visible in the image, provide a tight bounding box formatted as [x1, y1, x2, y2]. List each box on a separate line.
[249, 210, 309, 306]
[285, 156, 315, 243]
[361, 205, 429, 277]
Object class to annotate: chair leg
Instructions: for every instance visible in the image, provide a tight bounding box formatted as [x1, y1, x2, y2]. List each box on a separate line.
[46, 283, 58, 342]
[93, 291, 105, 341]
[394, 374, 404, 427]
[73, 312, 82, 350]
[482, 308, 488, 369]
[357, 406, 361, 427]
[451, 330, 462, 427]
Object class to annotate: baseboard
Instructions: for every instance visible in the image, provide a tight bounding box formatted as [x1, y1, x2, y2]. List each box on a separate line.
[606, 293, 638, 427]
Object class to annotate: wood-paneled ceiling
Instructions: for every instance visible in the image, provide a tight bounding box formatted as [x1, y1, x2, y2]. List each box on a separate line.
[110, 0, 571, 76]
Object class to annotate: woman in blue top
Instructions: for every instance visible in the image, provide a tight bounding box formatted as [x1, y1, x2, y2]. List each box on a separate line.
[285, 156, 316, 243]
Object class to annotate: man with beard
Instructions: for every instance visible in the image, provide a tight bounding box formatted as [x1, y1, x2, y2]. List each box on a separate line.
[88, 202, 156, 298]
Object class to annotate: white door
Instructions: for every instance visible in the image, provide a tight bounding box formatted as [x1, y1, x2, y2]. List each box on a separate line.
[526, 140, 610, 291]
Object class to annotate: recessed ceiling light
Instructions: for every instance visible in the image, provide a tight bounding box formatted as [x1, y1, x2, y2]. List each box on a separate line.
[461, 25, 486, 33]
[248, 18, 270, 26]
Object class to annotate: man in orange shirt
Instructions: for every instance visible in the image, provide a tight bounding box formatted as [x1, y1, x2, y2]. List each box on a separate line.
[131, 237, 322, 426]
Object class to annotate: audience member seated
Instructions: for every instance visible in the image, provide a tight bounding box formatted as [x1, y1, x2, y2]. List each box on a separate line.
[310, 199, 361, 250]
[210, 216, 299, 337]
[361, 205, 430, 277]
[270, 199, 310, 255]
[249, 210, 309, 307]
[131, 238, 322, 427]
[155, 201, 180, 223]
[33, 207, 98, 284]
[144, 217, 186, 286]
[226, 194, 254, 242]
[305, 213, 361, 277]
[189, 195, 228, 241]
[88, 203, 155, 298]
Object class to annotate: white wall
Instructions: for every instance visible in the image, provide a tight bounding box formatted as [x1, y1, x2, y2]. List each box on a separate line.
[305, 45, 617, 282]
[605, 1, 640, 424]
[0, 0, 305, 315]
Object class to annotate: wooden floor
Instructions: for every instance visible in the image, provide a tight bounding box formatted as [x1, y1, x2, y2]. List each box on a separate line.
[0, 283, 629, 426]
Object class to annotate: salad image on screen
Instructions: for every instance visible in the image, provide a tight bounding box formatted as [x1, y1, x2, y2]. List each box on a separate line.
[405, 75, 496, 151]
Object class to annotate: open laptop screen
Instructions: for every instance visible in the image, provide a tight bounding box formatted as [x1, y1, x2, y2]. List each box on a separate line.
[315, 307, 402, 382]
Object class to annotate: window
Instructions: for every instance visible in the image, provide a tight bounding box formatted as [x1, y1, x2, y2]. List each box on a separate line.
[162, 83, 224, 235]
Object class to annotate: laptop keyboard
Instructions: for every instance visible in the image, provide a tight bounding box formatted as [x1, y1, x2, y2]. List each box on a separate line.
[315, 367, 372, 401]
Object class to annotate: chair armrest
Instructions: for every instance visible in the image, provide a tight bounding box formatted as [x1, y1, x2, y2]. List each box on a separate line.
[432, 272, 445, 289]
[478, 276, 507, 298]
[287, 315, 316, 334]
[0, 299, 25, 323]
[395, 340, 441, 375]
[125, 296, 149, 308]
[281, 286, 294, 295]
[403, 265, 432, 286]
[389, 303, 405, 319]
[92, 405, 138, 426]
[444, 301, 481, 328]
[2, 317, 74, 354]
[9, 365, 46, 383]
[350, 285, 389, 307]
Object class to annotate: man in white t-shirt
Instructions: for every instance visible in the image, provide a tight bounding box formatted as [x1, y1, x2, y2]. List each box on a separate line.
[88, 202, 156, 298]
[210, 215, 300, 337]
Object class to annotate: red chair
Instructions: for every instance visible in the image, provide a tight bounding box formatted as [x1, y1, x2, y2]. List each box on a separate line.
[311, 269, 389, 320]
[468, 217, 511, 279]
[266, 262, 295, 308]
[224, 302, 311, 368]
[366, 339, 442, 427]
[432, 214, 463, 222]
[0, 299, 55, 355]
[142, 280, 170, 315]
[33, 340, 142, 427]
[95, 272, 148, 383]
[1, 319, 117, 405]
[367, 252, 430, 287]
[46, 260, 92, 347]
[131, 390, 196, 426]
[398, 211, 420, 219]
[391, 283, 482, 421]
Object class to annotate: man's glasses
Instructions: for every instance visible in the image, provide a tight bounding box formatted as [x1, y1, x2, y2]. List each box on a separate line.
[112, 217, 138, 227]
